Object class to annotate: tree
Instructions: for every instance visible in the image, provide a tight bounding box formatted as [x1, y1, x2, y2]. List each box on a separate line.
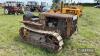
[51, 0, 61, 9]
[95, 0, 100, 2]
[95, 0, 100, 5]
[52, 0, 61, 3]
[95, 0, 100, 3]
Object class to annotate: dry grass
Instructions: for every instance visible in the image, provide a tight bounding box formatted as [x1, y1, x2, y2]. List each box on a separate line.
[0, 7, 100, 56]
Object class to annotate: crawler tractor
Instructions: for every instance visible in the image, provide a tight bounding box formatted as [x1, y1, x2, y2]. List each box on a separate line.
[3, 1, 24, 14]
[49, 1, 82, 17]
[19, 12, 78, 52]
[25, 1, 46, 12]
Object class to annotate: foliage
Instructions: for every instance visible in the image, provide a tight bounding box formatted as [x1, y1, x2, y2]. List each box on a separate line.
[95, 0, 100, 2]
[52, 0, 61, 3]
[51, 0, 61, 9]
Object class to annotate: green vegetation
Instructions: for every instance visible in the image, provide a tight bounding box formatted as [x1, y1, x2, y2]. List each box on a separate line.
[0, 7, 100, 56]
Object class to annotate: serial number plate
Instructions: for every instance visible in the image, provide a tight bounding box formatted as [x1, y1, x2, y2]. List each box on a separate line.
[77, 48, 95, 53]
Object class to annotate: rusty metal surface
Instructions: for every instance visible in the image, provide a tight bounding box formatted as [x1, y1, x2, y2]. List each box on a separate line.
[19, 26, 63, 51]
[40, 12, 76, 19]
[19, 13, 78, 52]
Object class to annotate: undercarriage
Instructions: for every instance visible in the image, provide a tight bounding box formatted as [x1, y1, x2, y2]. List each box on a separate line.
[19, 26, 64, 52]
[19, 12, 78, 52]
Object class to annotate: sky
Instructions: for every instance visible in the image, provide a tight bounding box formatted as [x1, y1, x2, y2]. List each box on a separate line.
[64, 0, 95, 3]
[0, 0, 96, 4]
[0, 0, 53, 5]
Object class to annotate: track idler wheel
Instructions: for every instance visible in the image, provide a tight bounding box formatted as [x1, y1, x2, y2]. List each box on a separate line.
[19, 27, 63, 52]
[45, 35, 61, 52]
[19, 27, 29, 41]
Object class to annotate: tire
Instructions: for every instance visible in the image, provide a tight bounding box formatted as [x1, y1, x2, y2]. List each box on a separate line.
[23, 13, 39, 21]
[4, 9, 9, 15]
[21, 7, 25, 14]
[23, 12, 33, 20]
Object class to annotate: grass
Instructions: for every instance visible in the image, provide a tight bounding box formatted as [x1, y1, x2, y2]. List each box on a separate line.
[0, 7, 100, 56]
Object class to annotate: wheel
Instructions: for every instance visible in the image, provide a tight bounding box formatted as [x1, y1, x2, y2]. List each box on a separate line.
[19, 27, 63, 52]
[19, 27, 29, 41]
[45, 35, 61, 52]
[20, 7, 25, 14]
[23, 12, 39, 21]
[23, 12, 33, 20]
[4, 9, 9, 14]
